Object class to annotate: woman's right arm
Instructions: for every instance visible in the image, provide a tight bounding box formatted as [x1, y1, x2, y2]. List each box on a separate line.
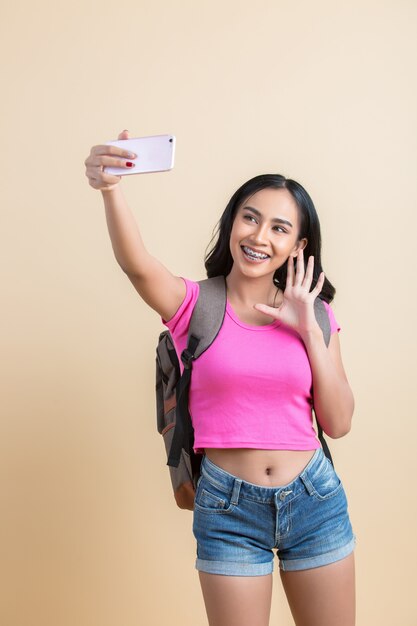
[84, 131, 185, 321]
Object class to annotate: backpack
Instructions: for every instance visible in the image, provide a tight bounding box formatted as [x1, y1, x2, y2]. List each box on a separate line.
[155, 275, 333, 510]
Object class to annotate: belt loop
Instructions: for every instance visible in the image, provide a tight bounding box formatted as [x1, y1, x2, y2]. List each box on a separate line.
[231, 478, 242, 505]
[200, 455, 208, 479]
[299, 473, 315, 496]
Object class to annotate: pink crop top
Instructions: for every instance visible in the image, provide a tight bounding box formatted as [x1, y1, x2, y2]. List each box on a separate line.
[163, 278, 340, 453]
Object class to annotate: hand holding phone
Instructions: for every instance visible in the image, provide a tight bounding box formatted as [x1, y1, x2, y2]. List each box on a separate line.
[104, 134, 176, 176]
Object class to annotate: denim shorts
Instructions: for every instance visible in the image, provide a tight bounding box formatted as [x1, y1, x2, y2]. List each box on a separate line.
[192, 448, 356, 576]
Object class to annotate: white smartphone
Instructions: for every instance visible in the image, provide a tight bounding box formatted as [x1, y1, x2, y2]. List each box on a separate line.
[104, 134, 176, 175]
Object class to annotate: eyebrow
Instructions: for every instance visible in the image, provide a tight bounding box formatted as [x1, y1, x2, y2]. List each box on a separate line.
[242, 205, 294, 229]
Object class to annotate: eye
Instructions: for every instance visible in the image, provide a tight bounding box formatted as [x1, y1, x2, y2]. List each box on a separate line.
[243, 213, 257, 223]
[272, 225, 287, 234]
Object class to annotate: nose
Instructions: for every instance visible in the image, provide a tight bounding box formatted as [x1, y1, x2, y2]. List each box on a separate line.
[251, 222, 269, 246]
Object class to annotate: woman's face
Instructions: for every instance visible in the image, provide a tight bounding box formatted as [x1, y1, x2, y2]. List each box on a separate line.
[229, 187, 307, 282]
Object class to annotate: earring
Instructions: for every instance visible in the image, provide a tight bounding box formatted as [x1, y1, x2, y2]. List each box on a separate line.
[273, 276, 280, 287]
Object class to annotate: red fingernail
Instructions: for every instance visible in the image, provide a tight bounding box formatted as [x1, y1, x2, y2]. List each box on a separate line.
[126, 161, 134, 167]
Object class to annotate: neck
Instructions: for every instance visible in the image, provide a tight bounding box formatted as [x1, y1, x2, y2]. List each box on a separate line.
[226, 269, 279, 308]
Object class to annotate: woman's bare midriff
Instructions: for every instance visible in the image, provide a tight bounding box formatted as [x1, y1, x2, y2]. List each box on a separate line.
[204, 448, 317, 487]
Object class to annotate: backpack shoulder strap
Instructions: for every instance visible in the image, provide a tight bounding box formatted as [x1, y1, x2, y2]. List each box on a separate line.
[167, 276, 227, 468]
[313, 298, 331, 347]
[313, 297, 333, 464]
[181, 275, 227, 367]
[191, 276, 227, 356]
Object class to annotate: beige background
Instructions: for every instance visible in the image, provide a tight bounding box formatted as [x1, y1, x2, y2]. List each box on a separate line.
[1, 1, 416, 624]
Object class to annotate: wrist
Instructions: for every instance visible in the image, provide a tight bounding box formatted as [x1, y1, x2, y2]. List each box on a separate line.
[299, 325, 324, 348]
[101, 185, 125, 210]
[101, 185, 120, 196]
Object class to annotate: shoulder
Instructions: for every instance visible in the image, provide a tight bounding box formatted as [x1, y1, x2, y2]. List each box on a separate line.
[162, 278, 200, 334]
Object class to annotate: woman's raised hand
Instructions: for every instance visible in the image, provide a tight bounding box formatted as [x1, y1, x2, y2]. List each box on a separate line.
[84, 129, 137, 192]
[254, 249, 325, 339]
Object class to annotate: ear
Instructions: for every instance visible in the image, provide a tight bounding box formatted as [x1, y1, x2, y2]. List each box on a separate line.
[290, 237, 308, 257]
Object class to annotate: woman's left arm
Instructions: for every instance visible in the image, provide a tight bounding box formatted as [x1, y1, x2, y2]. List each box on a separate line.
[300, 326, 354, 438]
[254, 249, 354, 438]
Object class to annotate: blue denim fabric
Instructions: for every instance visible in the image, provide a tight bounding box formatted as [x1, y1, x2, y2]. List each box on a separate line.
[193, 448, 356, 576]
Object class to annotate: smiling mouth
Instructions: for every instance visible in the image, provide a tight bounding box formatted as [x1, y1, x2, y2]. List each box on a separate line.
[241, 246, 270, 262]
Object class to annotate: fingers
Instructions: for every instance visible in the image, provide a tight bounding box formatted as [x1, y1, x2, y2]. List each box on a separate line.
[84, 157, 132, 189]
[90, 144, 137, 159]
[118, 129, 130, 140]
[84, 147, 137, 173]
[98, 154, 136, 169]
[85, 156, 135, 174]
[311, 271, 325, 297]
[301, 254, 314, 290]
[294, 248, 304, 286]
[84, 142, 137, 190]
[287, 250, 305, 289]
[87, 172, 122, 189]
[286, 254, 295, 287]
[302, 255, 324, 297]
[287, 251, 324, 297]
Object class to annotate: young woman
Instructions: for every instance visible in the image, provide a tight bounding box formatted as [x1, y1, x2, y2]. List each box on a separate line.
[85, 130, 356, 626]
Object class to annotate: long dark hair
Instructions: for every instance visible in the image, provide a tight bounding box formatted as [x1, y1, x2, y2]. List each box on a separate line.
[204, 174, 335, 303]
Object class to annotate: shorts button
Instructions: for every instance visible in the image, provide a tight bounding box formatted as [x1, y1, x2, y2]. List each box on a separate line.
[279, 491, 286, 501]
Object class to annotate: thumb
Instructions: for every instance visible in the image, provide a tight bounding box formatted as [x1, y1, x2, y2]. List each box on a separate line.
[253, 303, 281, 319]
[117, 129, 130, 140]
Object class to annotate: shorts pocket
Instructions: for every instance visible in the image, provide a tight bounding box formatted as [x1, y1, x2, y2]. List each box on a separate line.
[198, 489, 226, 509]
[309, 458, 344, 501]
[194, 477, 236, 514]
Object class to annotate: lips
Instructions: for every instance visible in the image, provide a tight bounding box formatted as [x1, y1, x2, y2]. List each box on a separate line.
[241, 245, 270, 262]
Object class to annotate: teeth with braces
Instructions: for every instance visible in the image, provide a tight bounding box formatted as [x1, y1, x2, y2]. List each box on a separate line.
[242, 246, 269, 260]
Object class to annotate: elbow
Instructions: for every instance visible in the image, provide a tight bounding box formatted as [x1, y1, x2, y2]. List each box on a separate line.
[120, 263, 137, 276]
[326, 414, 353, 439]
[328, 423, 351, 439]
[314, 385, 355, 439]
[325, 391, 355, 439]
[121, 265, 145, 280]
